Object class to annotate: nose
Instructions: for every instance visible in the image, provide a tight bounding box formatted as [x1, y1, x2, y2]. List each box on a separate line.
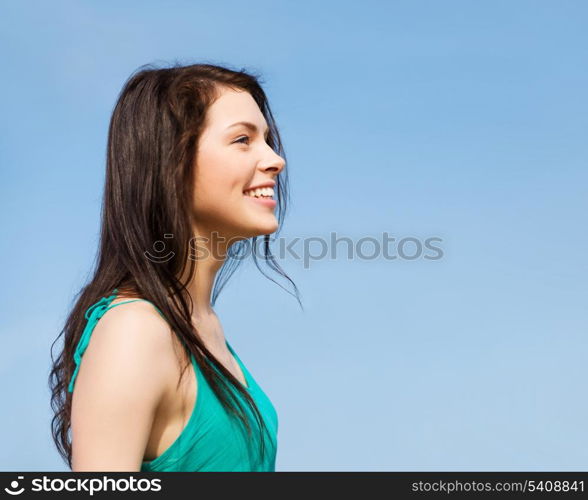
[259, 148, 286, 175]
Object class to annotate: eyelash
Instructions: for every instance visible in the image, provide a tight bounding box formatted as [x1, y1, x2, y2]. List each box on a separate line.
[234, 135, 270, 146]
[234, 135, 250, 145]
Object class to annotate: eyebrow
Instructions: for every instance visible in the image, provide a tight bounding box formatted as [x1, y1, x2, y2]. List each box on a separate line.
[225, 121, 270, 138]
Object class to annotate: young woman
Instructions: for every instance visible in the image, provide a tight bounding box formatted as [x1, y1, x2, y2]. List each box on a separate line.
[49, 63, 301, 472]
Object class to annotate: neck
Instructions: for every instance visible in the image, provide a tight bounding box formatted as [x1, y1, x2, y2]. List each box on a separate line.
[177, 224, 240, 346]
[177, 223, 239, 322]
[184, 255, 222, 318]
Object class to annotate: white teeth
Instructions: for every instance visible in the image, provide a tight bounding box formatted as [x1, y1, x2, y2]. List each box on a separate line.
[244, 186, 274, 198]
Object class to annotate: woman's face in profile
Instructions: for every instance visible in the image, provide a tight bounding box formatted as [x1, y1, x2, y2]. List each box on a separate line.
[193, 87, 285, 242]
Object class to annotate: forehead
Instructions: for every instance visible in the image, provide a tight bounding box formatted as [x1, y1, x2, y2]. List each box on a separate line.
[205, 87, 265, 130]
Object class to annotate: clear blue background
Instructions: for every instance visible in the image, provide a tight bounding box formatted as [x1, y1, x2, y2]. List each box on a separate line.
[1, 0, 586, 471]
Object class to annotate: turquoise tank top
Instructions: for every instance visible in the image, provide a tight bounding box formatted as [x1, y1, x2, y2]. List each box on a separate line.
[68, 289, 278, 472]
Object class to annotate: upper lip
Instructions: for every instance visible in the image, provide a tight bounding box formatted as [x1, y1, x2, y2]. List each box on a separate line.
[243, 181, 276, 192]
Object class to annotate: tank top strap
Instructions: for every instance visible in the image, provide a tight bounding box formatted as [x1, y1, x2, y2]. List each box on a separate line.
[105, 298, 167, 320]
[68, 288, 168, 393]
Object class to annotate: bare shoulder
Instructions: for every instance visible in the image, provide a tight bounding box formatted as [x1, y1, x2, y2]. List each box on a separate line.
[70, 297, 180, 471]
[78, 297, 182, 396]
[97, 298, 175, 354]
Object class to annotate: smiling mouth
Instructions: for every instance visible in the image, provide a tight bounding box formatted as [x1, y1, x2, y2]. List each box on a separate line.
[243, 193, 277, 208]
[243, 187, 275, 199]
[244, 194, 273, 199]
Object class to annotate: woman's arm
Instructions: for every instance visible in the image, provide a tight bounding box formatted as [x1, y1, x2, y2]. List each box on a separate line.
[70, 303, 172, 471]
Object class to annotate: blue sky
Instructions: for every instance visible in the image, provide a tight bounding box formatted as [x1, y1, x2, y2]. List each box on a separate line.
[1, 0, 587, 471]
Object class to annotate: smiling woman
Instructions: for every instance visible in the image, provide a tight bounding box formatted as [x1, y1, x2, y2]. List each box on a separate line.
[192, 87, 284, 239]
[48, 62, 302, 472]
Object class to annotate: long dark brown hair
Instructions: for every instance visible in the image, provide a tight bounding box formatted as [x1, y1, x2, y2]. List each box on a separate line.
[48, 62, 302, 469]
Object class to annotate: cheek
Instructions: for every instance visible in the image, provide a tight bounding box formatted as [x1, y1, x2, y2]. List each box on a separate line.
[194, 151, 247, 205]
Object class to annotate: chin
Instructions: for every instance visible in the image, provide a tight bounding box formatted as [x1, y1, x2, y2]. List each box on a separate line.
[229, 216, 278, 241]
[247, 216, 279, 237]
[252, 221, 279, 237]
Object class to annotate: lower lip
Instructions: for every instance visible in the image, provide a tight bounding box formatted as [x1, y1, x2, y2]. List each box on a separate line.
[244, 195, 277, 208]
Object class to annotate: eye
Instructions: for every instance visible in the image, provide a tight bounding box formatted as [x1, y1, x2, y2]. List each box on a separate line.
[234, 135, 250, 145]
